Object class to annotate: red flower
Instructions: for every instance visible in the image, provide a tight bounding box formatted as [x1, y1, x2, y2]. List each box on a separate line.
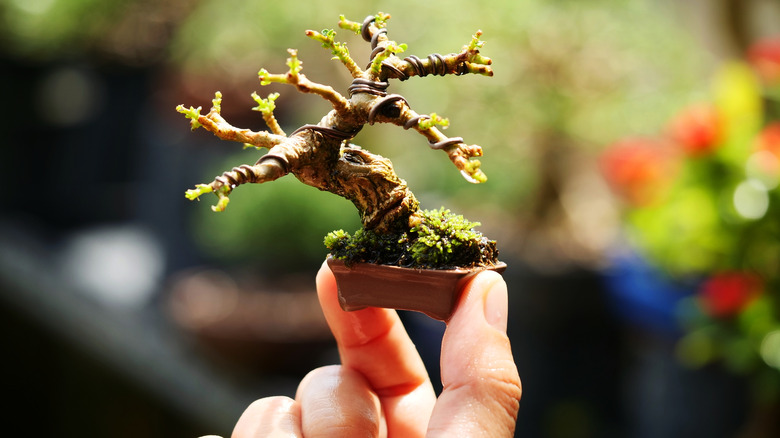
[600, 137, 677, 205]
[667, 104, 722, 156]
[753, 123, 780, 177]
[699, 271, 762, 318]
[756, 123, 780, 157]
[748, 37, 780, 86]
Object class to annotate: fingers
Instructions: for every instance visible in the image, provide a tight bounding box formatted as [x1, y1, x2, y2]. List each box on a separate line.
[316, 261, 436, 437]
[428, 271, 522, 437]
[231, 366, 385, 438]
[232, 396, 302, 438]
[295, 365, 386, 438]
[315, 261, 429, 390]
[233, 266, 519, 438]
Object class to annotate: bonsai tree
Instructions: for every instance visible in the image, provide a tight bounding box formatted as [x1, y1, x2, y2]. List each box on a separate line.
[178, 13, 500, 270]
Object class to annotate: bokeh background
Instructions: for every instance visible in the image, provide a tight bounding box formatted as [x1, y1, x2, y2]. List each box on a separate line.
[1, 0, 779, 437]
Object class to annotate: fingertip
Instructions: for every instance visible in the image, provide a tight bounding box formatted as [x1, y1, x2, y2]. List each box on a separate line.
[450, 270, 508, 333]
[433, 269, 520, 436]
[442, 269, 514, 380]
[316, 259, 336, 293]
[294, 365, 385, 438]
[295, 364, 341, 400]
[481, 272, 509, 332]
[316, 259, 343, 318]
[233, 396, 301, 438]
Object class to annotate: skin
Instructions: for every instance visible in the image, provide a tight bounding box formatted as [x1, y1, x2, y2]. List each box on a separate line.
[221, 261, 522, 437]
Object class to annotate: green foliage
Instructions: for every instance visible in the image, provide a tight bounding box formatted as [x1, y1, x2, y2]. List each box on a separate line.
[286, 49, 303, 77]
[621, 62, 771, 276]
[325, 228, 403, 265]
[408, 208, 487, 268]
[337, 15, 361, 34]
[251, 92, 280, 115]
[305, 28, 361, 75]
[466, 31, 486, 52]
[211, 91, 223, 113]
[184, 183, 213, 201]
[307, 29, 348, 60]
[374, 12, 391, 28]
[370, 41, 407, 74]
[325, 207, 498, 269]
[323, 229, 350, 249]
[175, 104, 203, 130]
[461, 31, 493, 71]
[257, 68, 274, 86]
[257, 49, 302, 85]
[186, 183, 230, 212]
[176, 91, 223, 130]
[604, 50, 780, 391]
[417, 113, 449, 131]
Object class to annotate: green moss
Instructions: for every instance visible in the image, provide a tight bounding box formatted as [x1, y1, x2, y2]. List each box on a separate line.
[324, 207, 499, 269]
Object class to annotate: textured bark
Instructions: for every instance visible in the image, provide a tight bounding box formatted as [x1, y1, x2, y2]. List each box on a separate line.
[262, 129, 419, 233]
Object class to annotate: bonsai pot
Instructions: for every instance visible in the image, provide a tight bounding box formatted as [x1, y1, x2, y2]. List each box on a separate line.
[327, 256, 507, 321]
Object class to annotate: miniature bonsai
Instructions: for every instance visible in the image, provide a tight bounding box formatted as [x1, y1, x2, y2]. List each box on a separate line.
[177, 13, 502, 275]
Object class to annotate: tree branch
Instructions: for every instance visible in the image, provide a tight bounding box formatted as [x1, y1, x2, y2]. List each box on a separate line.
[381, 31, 493, 81]
[259, 49, 350, 114]
[305, 29, 364, 78]
[390, 105, 487, 183]
[251, 92, 286, 137]
[176, 92, 286, 149]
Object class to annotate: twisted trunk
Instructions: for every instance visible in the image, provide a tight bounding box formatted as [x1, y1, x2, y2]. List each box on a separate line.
[255, 128, 419, 233]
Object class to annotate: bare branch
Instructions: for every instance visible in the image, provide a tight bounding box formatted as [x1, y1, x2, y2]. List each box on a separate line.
[380, 31, 493, 81]
[176, 92, 286, 149]
[186, 158, 287, 211]
[365, 95, 487, 183]
[305, 29, 364, 78]
[251, 92, 286, 137]
[399, 108, 487, 183]
[259, 49, 350, 113]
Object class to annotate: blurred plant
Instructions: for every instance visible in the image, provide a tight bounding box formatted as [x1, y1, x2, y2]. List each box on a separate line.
[602, 35, 780, 400]
[748, 37, 780, 99]
[192, 168, 362, 271]
[0, 0, 193, 65]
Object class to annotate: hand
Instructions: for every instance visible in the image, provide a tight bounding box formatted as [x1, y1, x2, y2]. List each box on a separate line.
[226, 261, 521, 437]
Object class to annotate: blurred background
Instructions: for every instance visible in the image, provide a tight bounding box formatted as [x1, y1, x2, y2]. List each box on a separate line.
[1, 0, 779, 436]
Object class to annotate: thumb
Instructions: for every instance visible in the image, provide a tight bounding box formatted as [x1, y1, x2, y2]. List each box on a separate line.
[427, 271, 522, 437]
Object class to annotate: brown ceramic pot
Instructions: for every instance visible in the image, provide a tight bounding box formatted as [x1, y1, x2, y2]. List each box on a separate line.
[326, 256, 507, 321]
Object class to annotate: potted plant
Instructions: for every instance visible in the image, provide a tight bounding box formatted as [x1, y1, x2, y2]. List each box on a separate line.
[177, 13, 505, 320]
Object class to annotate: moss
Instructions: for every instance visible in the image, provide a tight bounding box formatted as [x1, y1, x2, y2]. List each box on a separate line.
[325, 207, 499, 269]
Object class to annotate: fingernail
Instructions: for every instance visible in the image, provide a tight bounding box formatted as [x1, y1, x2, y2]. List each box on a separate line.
[483, 277, 508, 332]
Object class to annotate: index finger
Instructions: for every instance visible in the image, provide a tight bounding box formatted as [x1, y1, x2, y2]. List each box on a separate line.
[316, 261, 436, 436]
[428, 271, 521, 437]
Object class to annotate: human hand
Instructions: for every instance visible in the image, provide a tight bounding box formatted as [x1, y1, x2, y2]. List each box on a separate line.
[224, 260, 521, 437]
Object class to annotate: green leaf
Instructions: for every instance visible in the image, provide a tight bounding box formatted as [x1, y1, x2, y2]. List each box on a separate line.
[176, 104, 203, 130]
[251, 91, 279, 114]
